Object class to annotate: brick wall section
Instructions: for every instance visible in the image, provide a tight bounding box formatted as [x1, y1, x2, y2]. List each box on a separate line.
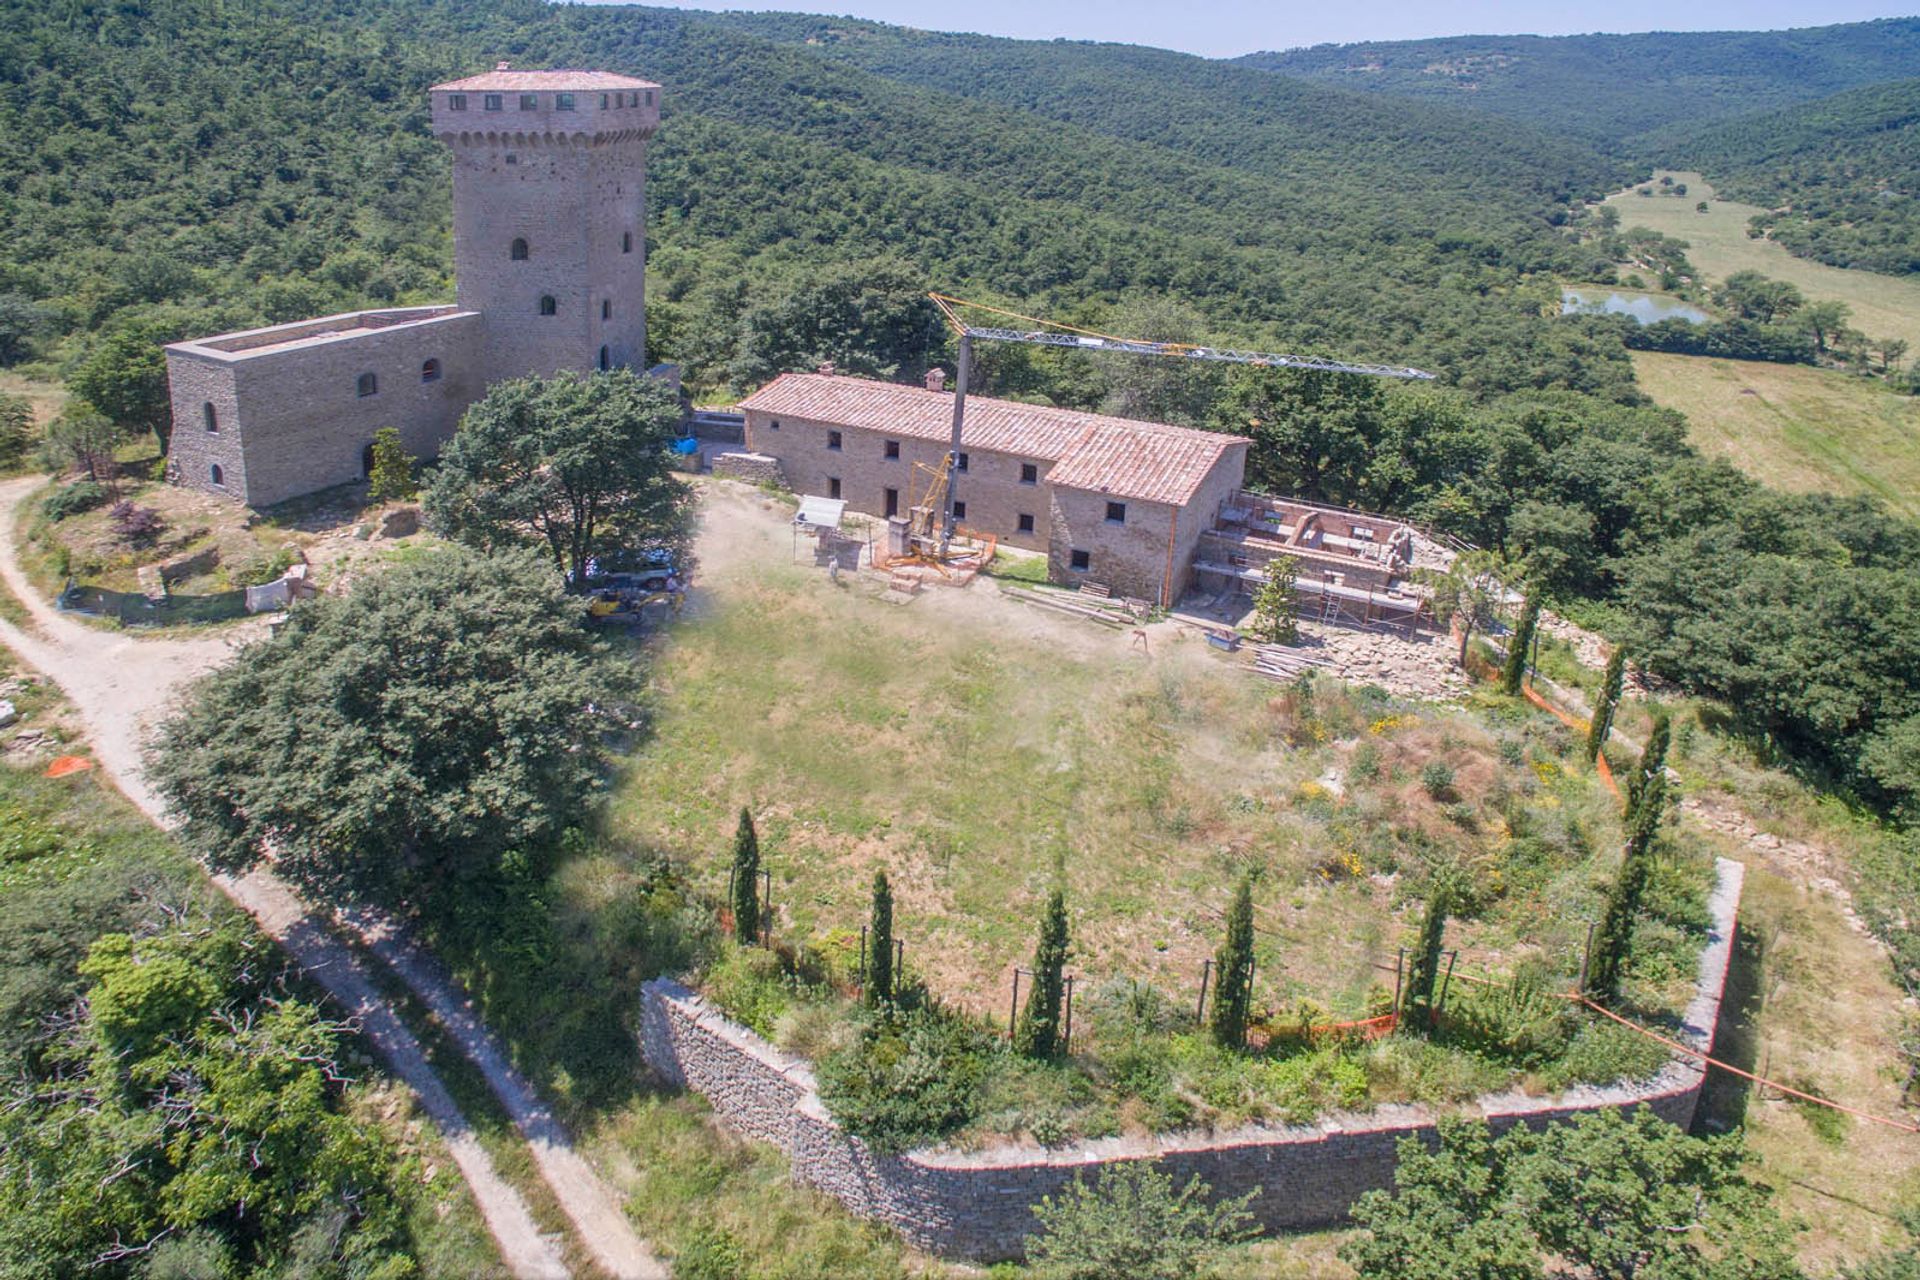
[166, 311, 484, 508]
[640, 858, 1743, 1263]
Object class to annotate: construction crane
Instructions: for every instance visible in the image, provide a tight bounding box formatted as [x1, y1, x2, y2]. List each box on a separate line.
[923, 293, 1437, 554]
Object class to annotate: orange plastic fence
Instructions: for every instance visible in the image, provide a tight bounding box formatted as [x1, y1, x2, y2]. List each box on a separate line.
[1522, 680, 1621, 801]
[43, 755, 93, 778]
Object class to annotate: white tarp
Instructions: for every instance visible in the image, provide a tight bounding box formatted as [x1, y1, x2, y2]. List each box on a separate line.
[794, 495, 846, 531]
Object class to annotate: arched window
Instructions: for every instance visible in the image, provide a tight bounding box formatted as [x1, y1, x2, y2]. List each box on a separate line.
[601, 299, 611, 320]
[202, 401, 218, 433]
[510, 237, 528, 261]
[356, 372, 378, 397]
[209, 463, 224, 487]
[621, 231, 632, 254]
[421, 358, 442, 383]
[598, 345, 610, 371]
[539, 296, 557, 316]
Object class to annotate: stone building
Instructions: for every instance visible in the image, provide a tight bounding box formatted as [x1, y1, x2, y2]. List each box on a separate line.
[163, 65, 660, 507]
[735, 371, 1250, 605]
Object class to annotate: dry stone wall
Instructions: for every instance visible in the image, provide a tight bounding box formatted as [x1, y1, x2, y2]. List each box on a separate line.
[640, 858, 1744, 1263]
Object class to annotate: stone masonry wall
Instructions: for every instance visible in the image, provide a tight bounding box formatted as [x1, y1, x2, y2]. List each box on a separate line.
[640, 858, 1743, 1263]
[710, 451, 786, 487]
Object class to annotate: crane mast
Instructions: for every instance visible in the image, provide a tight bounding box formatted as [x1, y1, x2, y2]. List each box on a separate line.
[927, 293, 1436, 553]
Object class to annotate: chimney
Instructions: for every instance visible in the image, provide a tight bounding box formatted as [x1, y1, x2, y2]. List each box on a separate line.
[816, 361, 838, 376]
[496, 61, 513, 71]
[925, 368, 947, 392]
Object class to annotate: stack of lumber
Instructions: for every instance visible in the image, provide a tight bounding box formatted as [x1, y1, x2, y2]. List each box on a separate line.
[1249, 643, 1331, 682]
[1001, 584, 1129, 628]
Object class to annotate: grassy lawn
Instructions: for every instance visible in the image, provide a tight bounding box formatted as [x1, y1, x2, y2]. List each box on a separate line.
[1632, 350, 1920, 517]
[1607, 171, 1920, 355]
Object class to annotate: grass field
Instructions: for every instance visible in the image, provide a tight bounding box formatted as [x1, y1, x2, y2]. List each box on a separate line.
[1632, 351, 1920, 517]
[1607, 171, 1920, 356]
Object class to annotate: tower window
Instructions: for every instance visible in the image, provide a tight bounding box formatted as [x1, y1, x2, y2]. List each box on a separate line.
[210, 463, 224, 487]
[555, 93, 575, 111]
[1018, 513, 1035, 533]
[356, 372, 378, 397]
[1106, 501, 1127, 525]
[622, 231, 632, 254]
[645, 90, 655, 106]
[519, 93, 538, 110]
[601, 299, 611, 320]
[538, 295, 557, 316]
[448, 94, 467, 111]
[484, 94, 502, 111]
[510, 237, 528, 261]
[202, 401, 218, 433]
[598, 345, 610, 371]
[421, 358, 442, 383]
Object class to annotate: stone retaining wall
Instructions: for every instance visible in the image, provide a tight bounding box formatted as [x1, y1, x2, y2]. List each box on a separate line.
[640, 858, 1743, 1262]
[710, 451, 786, 486]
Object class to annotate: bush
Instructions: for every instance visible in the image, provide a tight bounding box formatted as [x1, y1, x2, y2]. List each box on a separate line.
[107, 500, 163, 547]
[229, 544, 297, 587]
[1419, 760, 1456, 800]
[704, 942, 796, 1038]
[816, 1006, 991, 1151]
[1025, 1163, 1256, 1280]
[42, 480, 107, 522]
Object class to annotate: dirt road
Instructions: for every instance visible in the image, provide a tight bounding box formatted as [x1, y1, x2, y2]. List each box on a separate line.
[0, 476, 663, 1280]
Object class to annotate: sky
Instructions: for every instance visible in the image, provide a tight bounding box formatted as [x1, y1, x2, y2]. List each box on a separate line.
[599, 0, 1920, 58]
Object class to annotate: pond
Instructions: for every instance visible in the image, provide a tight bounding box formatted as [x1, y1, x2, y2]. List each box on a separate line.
[1561, 287, 1710, 325]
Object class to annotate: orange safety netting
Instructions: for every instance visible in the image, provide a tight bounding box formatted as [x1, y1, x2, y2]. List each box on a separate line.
[43, 755, 93, 778]
[1521, 680, 1621, 800]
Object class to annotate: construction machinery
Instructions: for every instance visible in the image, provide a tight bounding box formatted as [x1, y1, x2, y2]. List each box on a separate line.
[922, 293, 1436, 555]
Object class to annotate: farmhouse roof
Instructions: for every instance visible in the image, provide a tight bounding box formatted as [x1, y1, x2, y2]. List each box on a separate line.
[431, 67, 661, 92]
[737, 372, 1247, 507]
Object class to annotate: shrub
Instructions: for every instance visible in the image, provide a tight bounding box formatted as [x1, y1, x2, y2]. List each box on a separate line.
[107, 500, 163, 547]
[42, 479, 107, 522]
[229, 545, 296, 587]
[365, 426, 418, 501]
[816, 1006, 991, 1151]
[704, 943, 795, 1038]
[1419, 760, 1456, 800]
[672, 1226, 745, 1280]
[1348, 741, 1382, 783]
[1025, 1163, 1256, 1280]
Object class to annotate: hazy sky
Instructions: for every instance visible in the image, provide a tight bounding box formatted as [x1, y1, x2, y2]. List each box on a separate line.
[600, 1, 1920, 58]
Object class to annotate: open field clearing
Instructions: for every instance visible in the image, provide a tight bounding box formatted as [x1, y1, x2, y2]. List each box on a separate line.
[1607, 171, 1920, 354]
[1632, 351, 1920, 517]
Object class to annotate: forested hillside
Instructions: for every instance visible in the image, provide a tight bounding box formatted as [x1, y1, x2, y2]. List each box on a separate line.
[1660, 79, 1920, 275]
[2, 0, 1917, 814]
[1239, 20, 1920, 149]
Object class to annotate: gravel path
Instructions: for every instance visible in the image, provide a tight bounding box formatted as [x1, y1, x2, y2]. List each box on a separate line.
[0, 476, 663, 1279]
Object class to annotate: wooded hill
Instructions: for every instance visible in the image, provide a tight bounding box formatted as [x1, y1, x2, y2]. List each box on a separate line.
[1239, 19, 1920, 150]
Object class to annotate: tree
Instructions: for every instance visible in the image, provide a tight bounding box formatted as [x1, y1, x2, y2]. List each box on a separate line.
[1719, 271, 1804, 324]
[0, 392, 31, 468]
[730, 256, 945, 388]
[425, 370, 692, 592]
[731, 808, 761, 946]
[1404, 876, 1454, 1033]
[1343, 1111, 1800, 1280]
[1419, 550, 1504, 668]
[1696, 201, 1710, 213]
[1499, 593, 1541, 696]
[865, 870, 895, 1005]
[1880, 338, 1911, 374]
[1587, 711, 1672, 1003]
[1798, 299, 1852, 353]
[1208, 875, 1257, 1049]
[151, 546, 614, 904]
[1016, 887, 1070, 1060]
[1250, 555, 1299, 644]
[365, 426, 417, 501]
[1587, 646, 1627, 761]
[38, 402, 127, 494]
[0, 294, 49, 367]
[68, 321, 175, 454]
[1025, 1164, 1257, 1280]
[1211, 367, 1387, 503]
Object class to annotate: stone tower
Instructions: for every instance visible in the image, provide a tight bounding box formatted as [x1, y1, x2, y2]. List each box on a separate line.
[430, 65, 660, 380]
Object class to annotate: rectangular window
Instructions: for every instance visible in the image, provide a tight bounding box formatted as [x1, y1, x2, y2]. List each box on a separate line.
[448, 94, 467, 111]
[600, 93, 610, 108]
[504, 153, 518, 165]
[769, 419, 780, 431]
[645, 90, 655, 106]
[884, 488, 899, 517]
[484, 94, 503, 111]
[1070, 549, 1090, 571]
[828, 477, 841, 499]
[1106, 501, 1127, 525]
[1020, 462, 1038, 485]
[884, 440, 900, 459]
[955, 452, 969, 472]
[555, 93, 575, 111]
[1017, 513, 1035, 533]
[827, 430, 842, 451]
[602, 299, 612, 320]
[622, 231, 633, 253]
[952, 501, 967, 521]
[520, 93, 538, 110]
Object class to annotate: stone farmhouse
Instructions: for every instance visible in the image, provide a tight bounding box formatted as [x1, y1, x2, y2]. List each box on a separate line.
[164, 66, 660, 507]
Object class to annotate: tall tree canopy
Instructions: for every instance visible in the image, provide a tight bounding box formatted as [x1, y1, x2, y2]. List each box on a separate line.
[424, 370, 693, 591]
[151, 546, 619, 903]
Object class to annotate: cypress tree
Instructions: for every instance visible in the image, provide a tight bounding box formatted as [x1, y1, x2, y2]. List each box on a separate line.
[1500, 594, 1541, 696]
[730, 807, 760, 945]
[1015, 888, 1070, 1060]
[1587, 646, 1627, 761]
[1405, 878, 1454, 1033]
[1210, 875, 1257, 1049]
[865, 870, 894, 1006]
[1586, 711, 1673, 1002]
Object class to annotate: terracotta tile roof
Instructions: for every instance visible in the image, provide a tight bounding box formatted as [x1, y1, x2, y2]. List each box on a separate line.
[737, 372, 1247, 507]
[432, 68, 661, 92]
